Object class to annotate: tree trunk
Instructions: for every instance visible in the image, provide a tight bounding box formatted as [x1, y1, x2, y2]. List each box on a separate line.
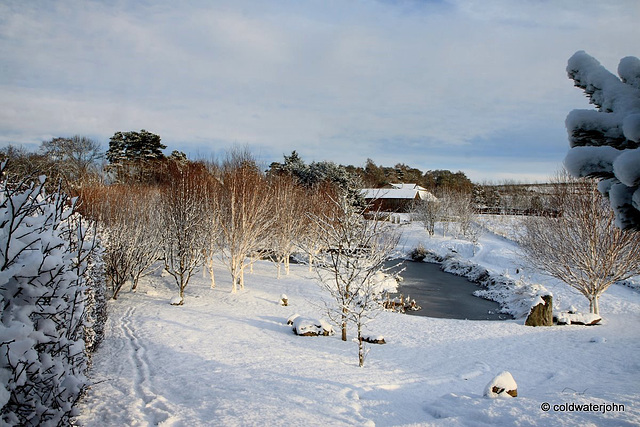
[358, 323, 364, 367]
[590, 295, 600, 315]
[231, 265, 239, 293]
[208, 260, 216, 289]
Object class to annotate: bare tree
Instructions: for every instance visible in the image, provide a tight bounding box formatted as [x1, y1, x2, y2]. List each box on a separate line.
[308, 192, 400, 366]
[412, 199, 442, 236]
[217, 151, 274, 292]
[297, 184, 340, 272]
[520, 173, 640, 314]
[453, 191, 476, 239]
[160, 161, 212, 304]
[78, 184, 162, 299]
[39, 135, 103, 187]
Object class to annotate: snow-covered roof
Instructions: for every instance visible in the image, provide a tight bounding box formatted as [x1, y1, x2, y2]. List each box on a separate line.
[389, 183, 428, 191]
[361, 185, 437, 201]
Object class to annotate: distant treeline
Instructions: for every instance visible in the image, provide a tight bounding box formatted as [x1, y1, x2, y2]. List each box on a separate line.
[342, 158, 474, 193]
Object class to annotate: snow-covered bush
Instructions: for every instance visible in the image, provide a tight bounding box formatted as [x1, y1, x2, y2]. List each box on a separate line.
[0, 166, 103, 426]
[565, 51, 640, 230]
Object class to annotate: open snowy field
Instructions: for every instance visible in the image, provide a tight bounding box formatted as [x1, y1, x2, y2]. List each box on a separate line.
[75, 221, 640, 426]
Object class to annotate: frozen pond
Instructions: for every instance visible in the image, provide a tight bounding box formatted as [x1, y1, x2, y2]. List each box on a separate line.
[388, 260, 510, 320]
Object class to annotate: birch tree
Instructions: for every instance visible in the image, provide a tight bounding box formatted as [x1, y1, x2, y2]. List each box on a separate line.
[520, 173, 640, 314]
[268, 175, 306, 278]
[218, 151, 274, 292]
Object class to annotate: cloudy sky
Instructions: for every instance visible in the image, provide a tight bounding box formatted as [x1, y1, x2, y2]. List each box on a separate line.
[1, 0, 638, 182]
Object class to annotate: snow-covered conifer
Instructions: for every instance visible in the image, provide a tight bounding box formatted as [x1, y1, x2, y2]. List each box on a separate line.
[565, 51, 640, 230]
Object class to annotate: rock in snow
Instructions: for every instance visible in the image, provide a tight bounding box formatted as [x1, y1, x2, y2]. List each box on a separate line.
[525, 294, 553, 327]
[484, 371, 518, 398]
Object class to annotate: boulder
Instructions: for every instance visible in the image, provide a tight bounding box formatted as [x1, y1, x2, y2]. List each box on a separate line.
[525, 294, 553, 327]
[484, 371, 517, 398]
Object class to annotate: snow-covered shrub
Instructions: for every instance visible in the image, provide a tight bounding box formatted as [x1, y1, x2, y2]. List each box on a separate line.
[565, 51, 640, 230]
[0, 166, 102, 426]
[409, 244, 428, 262]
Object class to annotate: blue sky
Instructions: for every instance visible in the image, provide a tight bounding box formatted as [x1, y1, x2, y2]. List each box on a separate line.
[1, 0, 638, 182]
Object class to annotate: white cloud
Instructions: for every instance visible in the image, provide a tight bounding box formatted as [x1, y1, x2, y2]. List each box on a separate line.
[0, 0, 638, 180]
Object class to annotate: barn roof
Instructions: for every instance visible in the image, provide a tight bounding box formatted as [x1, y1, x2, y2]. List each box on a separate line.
[361, 184, 437, 202]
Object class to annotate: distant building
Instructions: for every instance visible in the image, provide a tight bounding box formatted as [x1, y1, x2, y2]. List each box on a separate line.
[361, 183, 437, 213]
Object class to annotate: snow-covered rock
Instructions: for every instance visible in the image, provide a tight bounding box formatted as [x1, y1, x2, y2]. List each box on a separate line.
[555, 312, 602, 326]
[286, 313, 300, 325]
[484, 371, 518, 398]
[291, 317, 334, 336]
[170, 296, 184, 306]
[362, 334, 386, 345]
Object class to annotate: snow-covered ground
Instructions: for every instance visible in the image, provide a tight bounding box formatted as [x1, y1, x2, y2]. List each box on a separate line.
[75, 219, 640, 426]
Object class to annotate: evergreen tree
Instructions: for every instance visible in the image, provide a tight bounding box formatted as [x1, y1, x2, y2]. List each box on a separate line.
[106, 130, 166, 183]
[269, 151, 364, 208]
[106, 129, 166, 164]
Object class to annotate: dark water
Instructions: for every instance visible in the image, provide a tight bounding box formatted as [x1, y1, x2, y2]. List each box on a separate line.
[387, 260, 510, 320]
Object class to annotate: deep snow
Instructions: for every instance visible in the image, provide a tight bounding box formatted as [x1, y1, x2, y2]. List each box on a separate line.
[75, 219, 640, 426]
